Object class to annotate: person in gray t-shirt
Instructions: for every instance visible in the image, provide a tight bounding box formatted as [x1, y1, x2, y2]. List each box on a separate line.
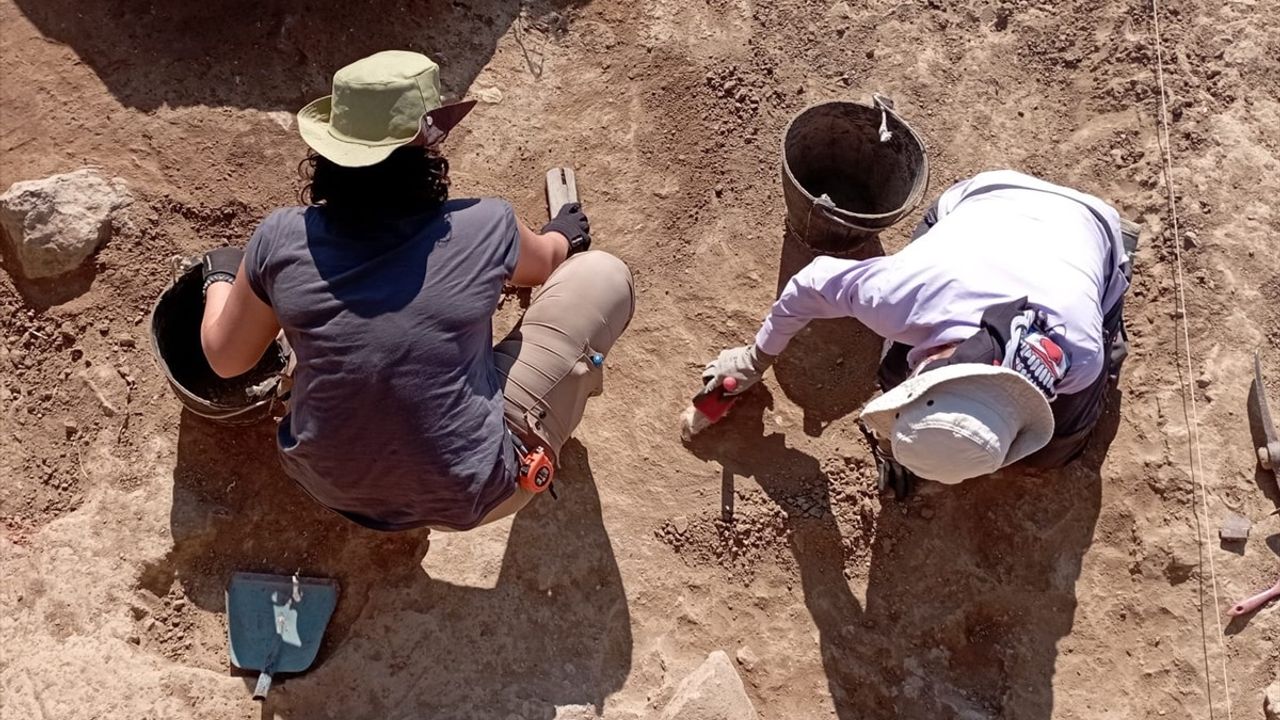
[198, 51, 634, 531]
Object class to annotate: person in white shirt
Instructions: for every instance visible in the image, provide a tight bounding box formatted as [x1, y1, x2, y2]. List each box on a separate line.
[702, 170, 1134, 490]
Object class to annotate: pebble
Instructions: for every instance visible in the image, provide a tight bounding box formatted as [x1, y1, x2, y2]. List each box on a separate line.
[735, 645, 758, 672]
[116, 336, 136, 349]
[474, 87, 504, 104]
[672, 515, 690, 535]
[920, 506, 935, 520]
[127, 634, 141, 645]
[63, 419, 78, 439]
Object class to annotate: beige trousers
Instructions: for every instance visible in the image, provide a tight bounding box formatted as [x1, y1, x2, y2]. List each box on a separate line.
[467, 251, 636, 527]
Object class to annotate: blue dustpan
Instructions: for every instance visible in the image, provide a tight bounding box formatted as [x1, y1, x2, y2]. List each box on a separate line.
[226, 572, 339, 700]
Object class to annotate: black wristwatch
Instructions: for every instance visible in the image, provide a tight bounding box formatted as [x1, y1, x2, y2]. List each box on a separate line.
[202, 272, 236, 296]
[566, 233, 590, 256]
[201, 247, 244, 297]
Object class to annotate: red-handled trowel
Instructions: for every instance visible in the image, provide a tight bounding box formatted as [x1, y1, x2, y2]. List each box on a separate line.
[680, 376, 740, 442]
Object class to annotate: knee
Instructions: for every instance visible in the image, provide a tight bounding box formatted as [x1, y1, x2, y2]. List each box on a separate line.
[565, 251, 635, 315]
[570, 251, 632, 286]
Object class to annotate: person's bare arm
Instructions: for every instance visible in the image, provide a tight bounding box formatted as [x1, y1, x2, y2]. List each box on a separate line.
[510, 220, 570, 287]
[200, 258, 281, 378]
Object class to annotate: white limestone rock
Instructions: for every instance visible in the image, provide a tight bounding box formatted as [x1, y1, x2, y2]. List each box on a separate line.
[660, 650, 757, 720]
[0, 169, 131, 278]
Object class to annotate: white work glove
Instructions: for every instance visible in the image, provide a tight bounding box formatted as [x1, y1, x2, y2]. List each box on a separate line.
[701, 344, 775, 396]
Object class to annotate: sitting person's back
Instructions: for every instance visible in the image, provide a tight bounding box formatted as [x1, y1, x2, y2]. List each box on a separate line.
[243, 197, 520, 530]
[198, 51, 635, 532]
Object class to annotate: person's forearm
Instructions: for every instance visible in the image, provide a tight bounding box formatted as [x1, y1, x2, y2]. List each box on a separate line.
[753, 257, 867, 357]
[201, 282, 233, 334]
[542, 231, 571, 272]
[510, 227, 570, 286]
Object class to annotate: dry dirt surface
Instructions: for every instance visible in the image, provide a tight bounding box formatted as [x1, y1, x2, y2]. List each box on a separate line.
[2, 0, 1279, 718]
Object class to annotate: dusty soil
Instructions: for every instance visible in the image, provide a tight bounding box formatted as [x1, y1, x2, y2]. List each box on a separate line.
[2, 0, 1279, 718]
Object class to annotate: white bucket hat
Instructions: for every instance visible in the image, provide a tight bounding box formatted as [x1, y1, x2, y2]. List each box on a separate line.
[860, 363, 1055, 484]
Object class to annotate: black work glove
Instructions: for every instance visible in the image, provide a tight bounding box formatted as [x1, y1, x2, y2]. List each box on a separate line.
[202, 247, 243, 296]
[541, 203, 591, 255]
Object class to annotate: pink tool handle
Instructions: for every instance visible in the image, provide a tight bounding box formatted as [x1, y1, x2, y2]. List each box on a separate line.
[1227, 578, 1280, 617]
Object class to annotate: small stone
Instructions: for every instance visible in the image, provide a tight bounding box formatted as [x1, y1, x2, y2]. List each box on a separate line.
[474, 87, 504, 104]
[826, 1, 853, 20]
[115, 335, 136, 349]
[0, 169, 131, 279]
[63, 419, 78, 439]
[1219, 513, 1251, 542]
[735, 646, 758, 672]
[672, 515, 690, 535]
[552, 705, 597, 720]
[143, 618, 157, 632]
[1264, 680, 1280, 720]
[660, 650, 757, 720]
[171, 597, 187, 610]
[920, 506, 935, 520]
[1182, 230, 1199, 248]
[127, 634, 141, 645]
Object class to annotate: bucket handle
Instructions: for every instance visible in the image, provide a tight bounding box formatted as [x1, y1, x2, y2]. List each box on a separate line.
[808, 196, 882, 235]
[872, 94, 895, 142]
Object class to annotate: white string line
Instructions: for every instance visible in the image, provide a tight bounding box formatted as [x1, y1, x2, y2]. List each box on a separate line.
[1148, 1, 1234, 718]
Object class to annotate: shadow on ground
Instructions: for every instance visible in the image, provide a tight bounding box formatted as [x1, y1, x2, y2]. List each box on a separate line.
[770, 229, 885, 437]
[687, 379, 1121, 718]
[151, 412, 630, 719]
[12, 0, 589, 112]
[1247, 363, 1280, 510]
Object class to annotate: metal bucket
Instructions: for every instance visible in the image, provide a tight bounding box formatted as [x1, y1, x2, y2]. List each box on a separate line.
[149, 262, 288, 425]
[782, 96, 929, 256]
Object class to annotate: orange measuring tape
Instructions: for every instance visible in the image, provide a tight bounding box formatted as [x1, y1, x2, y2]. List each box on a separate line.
[511, 432, 555, 496]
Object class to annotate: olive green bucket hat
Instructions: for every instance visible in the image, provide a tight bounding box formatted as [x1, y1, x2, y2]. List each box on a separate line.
[298, 50, 476, 168]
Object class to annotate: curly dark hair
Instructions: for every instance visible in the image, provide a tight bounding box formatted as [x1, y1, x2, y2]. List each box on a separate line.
[300, 145, 450, 217]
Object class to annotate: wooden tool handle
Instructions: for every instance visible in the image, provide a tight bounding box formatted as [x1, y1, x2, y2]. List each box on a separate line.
[545, 167, 579, 219]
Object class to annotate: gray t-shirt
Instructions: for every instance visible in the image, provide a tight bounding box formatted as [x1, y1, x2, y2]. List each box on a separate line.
[243, 198, 520, 531]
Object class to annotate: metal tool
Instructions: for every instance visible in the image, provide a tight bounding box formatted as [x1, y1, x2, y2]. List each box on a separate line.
[680, 377, 740, 442]
[226, 572, 339, 700]
[1255, 350, 1280, 472]
[1227, 573, 1280, 617]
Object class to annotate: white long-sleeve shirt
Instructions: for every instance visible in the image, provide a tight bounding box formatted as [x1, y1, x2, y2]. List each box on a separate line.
[754, 170, 1129, 395]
